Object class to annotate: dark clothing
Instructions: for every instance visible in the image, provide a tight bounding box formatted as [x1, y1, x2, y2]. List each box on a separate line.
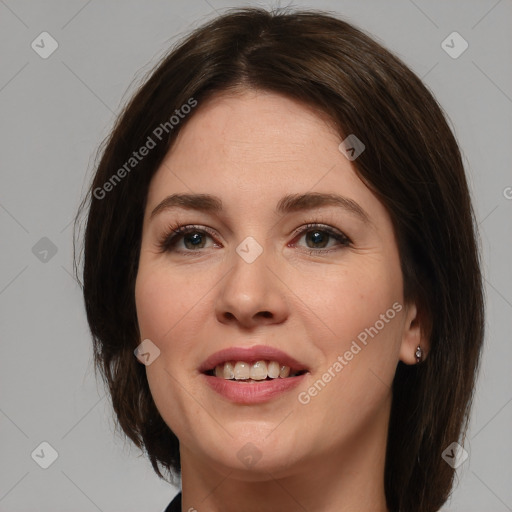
[164, 492, 182, 512]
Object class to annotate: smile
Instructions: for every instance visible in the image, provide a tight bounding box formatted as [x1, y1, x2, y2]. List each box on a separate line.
[206, 360, 308, 381]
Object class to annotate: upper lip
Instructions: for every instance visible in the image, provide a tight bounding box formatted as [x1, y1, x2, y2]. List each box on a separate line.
[199, 345, 309, 374]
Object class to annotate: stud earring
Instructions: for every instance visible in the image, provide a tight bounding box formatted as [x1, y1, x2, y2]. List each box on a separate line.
[415, 345, 423, 364]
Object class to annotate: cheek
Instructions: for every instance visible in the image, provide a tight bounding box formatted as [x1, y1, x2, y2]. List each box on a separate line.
[135, 264, 207, 435]
[135, 270, 171, 340]
[289, 255, 403, 350]
[298, 266, 403, 407]
[135, 262, 199, 340]
[135, 260, 218, 375]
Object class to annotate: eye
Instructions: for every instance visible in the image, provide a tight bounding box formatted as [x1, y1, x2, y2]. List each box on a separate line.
[290, 223, 351, 254]
[157, 224, 219, 253]
[157, 222, 351, 255]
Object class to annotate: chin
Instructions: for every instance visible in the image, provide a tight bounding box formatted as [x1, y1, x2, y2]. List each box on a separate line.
[208, 449, 302, 481]
[192, 428, 307, 477]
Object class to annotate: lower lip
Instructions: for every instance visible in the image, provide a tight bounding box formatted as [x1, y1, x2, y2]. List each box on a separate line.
[202, 373, 307, 404]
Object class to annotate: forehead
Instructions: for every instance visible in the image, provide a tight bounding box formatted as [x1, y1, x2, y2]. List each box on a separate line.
[145, 90, 383, 223]
[176, 90, 339, 165]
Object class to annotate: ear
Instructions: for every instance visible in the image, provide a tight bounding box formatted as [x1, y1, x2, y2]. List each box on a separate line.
[399, 302, 430, 365]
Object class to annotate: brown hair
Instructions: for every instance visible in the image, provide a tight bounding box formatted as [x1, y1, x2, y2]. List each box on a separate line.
[74, 8, 484, 512]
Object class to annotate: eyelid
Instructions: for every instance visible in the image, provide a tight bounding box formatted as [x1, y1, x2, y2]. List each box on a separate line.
[157, 223, 219, 253]
[290, 222, 350, 241]
[157, 222, 351, 254]
[288, 222, 352, 252]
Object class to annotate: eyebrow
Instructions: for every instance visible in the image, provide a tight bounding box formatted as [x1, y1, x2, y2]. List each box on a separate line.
[150, 192, 370, 224]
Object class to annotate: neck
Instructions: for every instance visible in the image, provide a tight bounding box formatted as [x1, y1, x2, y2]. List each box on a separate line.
[179, 400, 391, 512]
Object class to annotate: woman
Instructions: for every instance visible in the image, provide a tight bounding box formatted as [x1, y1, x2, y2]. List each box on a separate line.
[75, 8, 484, 512]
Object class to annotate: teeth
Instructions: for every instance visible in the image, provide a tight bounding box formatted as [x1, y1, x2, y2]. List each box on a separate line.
[234, 361, 250, 380]
[279, 364, 290, 378]
[212, 360, 302, 381]
[267, 360, 280, 379]
[223, 361, 235, 379]
[215, 362, 235, 379]
[250, 360, 267, 380]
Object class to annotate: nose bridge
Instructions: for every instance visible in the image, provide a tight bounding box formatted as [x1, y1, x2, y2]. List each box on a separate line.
[228, 234, 271, 306]
[215, 234, 288, 326]
[235, 235, 266, 266]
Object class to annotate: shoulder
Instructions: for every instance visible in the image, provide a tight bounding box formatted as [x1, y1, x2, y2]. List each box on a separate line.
[162, 491, 182, 512]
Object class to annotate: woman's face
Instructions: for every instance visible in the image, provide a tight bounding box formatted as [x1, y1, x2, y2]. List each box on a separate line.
[135, 90, 419, 478]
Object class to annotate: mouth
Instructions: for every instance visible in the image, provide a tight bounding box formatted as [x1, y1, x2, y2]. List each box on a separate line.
[204, 361, 308, 382]
[199, 345, 310, 383]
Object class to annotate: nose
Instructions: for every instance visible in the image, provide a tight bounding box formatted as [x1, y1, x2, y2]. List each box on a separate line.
[214, 245, 289, 329]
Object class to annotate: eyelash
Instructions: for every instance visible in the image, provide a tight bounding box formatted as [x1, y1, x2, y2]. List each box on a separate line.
[157, 222, 352, 255]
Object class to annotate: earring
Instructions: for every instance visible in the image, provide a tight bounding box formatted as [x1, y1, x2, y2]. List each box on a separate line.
[415, 345, 423, 364]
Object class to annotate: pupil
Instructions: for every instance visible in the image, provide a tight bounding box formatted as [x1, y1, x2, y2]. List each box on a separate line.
[308, 230, 328, 248]
[185, 232, 204, 248]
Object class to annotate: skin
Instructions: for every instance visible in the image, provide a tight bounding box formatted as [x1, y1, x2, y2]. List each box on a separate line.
[135, 89, 426, 512]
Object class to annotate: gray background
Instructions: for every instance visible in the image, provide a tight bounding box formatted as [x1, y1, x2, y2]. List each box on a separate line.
[1, 0, 511, 511]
